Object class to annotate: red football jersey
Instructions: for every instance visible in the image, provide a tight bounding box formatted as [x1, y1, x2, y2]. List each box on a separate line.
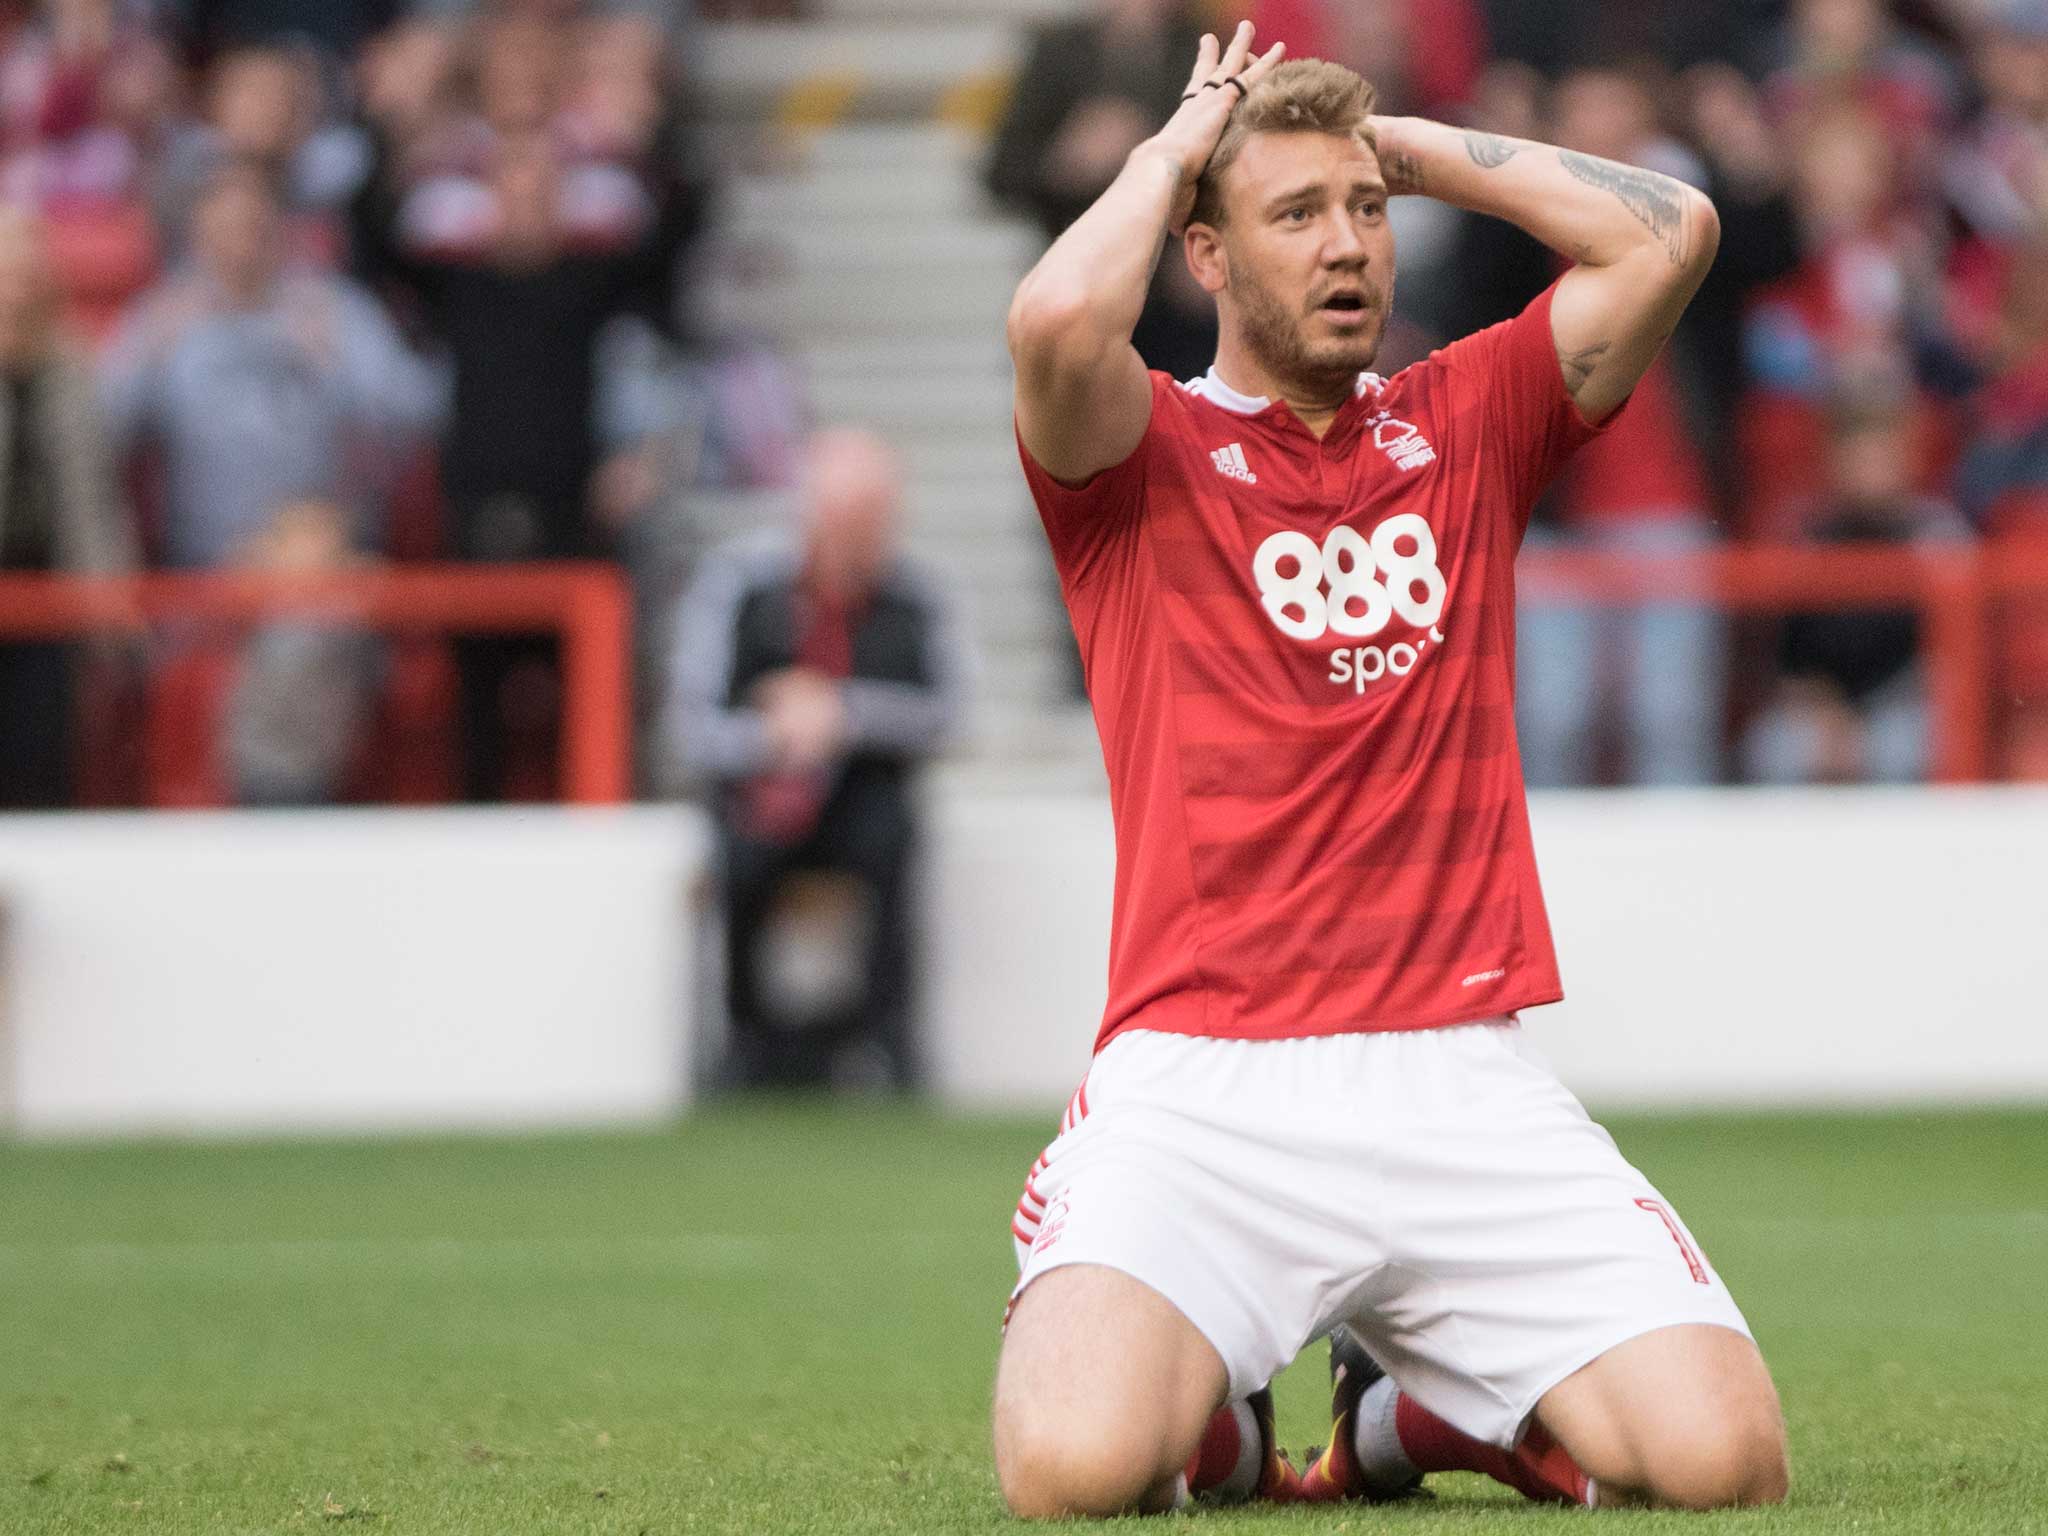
[1019, 281, 1613, 1051]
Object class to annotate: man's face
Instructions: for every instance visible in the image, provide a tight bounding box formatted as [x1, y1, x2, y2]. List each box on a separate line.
[1553, 70, 1654, 161]
[211, 51, 312, 159]
[193, 175, 281, 298]
[1203, 131, 1396, 391]
[805, 434, 900, 603]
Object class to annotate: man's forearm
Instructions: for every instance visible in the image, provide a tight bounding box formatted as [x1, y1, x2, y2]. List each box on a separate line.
[1008, 145, 1183, 356]
[1372, 117, 1710, 275]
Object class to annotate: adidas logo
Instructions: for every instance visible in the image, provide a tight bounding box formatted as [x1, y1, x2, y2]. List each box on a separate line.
[1211, 443, 1258, 484]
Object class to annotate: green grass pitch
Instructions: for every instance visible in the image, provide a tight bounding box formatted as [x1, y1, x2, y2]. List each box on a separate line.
[3, 1102, 2044, 1533]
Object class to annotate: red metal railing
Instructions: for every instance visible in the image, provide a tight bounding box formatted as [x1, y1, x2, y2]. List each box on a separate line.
[0, 563, 633, 804]
[1515, 540, 2048, 784]
[2, 546, 2045, 796]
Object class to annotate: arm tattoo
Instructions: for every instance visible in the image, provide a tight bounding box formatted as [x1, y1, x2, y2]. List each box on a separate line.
[1462, 131, 1521, 170]
[1381, 146, 1427, 195]
[1558, 339, 1612, 395]
[1558, 148, 1690, 266]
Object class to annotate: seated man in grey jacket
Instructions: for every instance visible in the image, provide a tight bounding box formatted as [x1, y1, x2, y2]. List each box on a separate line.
[669, 429, 967, 1093]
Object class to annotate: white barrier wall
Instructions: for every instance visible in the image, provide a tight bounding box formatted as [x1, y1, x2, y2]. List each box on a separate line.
[926, 787, 2048, 1110]
[0, 809, 704, 1137]
[3, 790, 2045, 1137]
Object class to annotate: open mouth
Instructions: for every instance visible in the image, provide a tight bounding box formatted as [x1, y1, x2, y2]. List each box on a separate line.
[1316, 291, 1371, 320]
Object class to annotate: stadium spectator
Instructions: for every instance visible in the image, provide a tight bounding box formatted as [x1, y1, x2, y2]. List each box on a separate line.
[1473, 0, 1776, 77]
[1944, 0, 2048, 253]
[0, 203, 135, 808]
[1761, 0, 1960, 188]
[1669, 62, 1803, 492]
[1742, 383, 1965, 784]
[668, 429, 967, 1094]
[101, 160, 440, 803]
[985, 0, 1216, 382]
[1411, 58, 1554, 346]
[1248, 0, 1486, 119]
[352, 16, 457, 165]
[1516, 64, 1724, 786]
[359, 9, 675, 270]
[1740, 96, 1964, 536]
[102, 160, 440, 567]
[222, 495, 379, 804]
[1956, 233, 2048, 527]
[1945, 1, 2048, 525]
[166, 0, 404, 64]
[154, 42, 371, 264]
[0, 0, 180, 210]
[363, 123, 695, 799]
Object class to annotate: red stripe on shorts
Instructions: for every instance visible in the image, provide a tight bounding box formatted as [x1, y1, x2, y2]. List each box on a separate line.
[1007, 1073, 1095, 1253]
[1635, 1197, 1710, 1285]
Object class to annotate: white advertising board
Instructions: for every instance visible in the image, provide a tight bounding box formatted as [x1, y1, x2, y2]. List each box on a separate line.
[0, 809, 705, 1137]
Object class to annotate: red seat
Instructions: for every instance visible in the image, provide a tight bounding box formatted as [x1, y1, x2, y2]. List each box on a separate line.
[1988, 493, 2048, 781]
[42, 201, 159, 344]
[347, 637, 460, 804]
[1734, 393, 1824, 541]
[143, 633, 465, 808]
[143, 640, 235, 808]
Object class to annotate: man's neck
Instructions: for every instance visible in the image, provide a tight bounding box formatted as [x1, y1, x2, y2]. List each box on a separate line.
[210, 270, 278, 311]
[1209, 337, 1357, 440]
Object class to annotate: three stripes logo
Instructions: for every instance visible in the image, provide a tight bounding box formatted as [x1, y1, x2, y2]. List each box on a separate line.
[1210, 442, 1258, 485]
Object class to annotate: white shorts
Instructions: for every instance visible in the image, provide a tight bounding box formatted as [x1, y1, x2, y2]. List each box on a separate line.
[1009, 1021, 1752, 1449]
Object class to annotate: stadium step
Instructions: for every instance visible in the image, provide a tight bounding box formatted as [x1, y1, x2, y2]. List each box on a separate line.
[813, 0, 1082, 22]
[699, 22, 1018, 123]
[803, 370, 1013, 433]
[705, 271, 1012, 343]
[699, 102, 1083, 766]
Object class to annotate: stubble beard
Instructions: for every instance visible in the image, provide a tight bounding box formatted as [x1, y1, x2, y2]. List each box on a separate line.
[1230, 257, 1387, 404]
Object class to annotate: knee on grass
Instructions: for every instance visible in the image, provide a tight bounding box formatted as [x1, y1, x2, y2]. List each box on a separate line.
[994, 1409, 1179, 1520]
[1628, 1417, 1790, 1510]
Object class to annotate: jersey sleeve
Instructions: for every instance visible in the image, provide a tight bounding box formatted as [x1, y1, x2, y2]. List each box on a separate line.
[1437, 279, 1618, 539]
[1015, 373, 1167, 591]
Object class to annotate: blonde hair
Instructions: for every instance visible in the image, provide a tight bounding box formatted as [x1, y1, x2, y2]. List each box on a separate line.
[1188, 59, 1378, 229]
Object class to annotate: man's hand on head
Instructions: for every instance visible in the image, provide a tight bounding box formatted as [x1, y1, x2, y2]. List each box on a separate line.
[1144, 21, 1287, 234]
[1363, 116, 1435, 198]
[1330, 113, 1718, 422]
[1005, 21, 1282, 488]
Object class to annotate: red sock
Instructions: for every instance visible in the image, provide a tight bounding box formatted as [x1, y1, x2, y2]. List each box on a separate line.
[1183, 1399, 1301, 1503]
[1394, 1394, 1591, 1506]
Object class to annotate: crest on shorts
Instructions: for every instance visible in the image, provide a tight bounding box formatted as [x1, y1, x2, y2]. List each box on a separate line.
[1030, 1193, 1071, 1255]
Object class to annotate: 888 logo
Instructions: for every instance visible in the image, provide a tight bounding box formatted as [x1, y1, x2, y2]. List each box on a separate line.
[1251, 512, 1449, 694]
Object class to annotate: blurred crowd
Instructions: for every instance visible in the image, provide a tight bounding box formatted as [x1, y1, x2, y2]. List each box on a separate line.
[7, 0, 2048, 822]
[987, 0, 2048, 784]
[0, 0, 806, 809]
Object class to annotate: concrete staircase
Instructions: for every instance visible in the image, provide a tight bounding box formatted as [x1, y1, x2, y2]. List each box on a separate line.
[696, 1, 1106, 781]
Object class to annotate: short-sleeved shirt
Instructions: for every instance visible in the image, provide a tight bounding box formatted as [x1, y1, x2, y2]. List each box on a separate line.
[1018, 281, 1612, 1053]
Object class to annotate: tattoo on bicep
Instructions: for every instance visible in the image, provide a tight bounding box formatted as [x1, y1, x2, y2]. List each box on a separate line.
[1463, 131, 1521, 169]
[1382, 146, 1426, 195]
[1557, 149, 1690, 266]
[1557, 339, 1612, 395]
